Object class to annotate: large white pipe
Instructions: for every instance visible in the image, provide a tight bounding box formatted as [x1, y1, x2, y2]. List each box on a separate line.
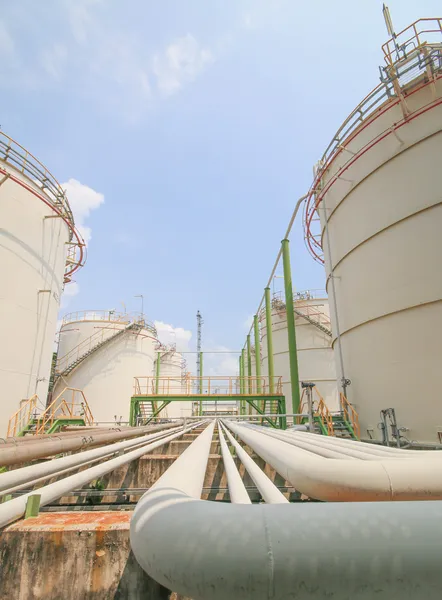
[217, 424, 250, 504]
[221, 424, 288, 504]
[0, 421, 203, 528]
[130, 422, 442, 599]
[245, 425, 410, 460]
[225, 421, 442, 501]
[0, 425, 185, 494]
[289, 429, 442, 457]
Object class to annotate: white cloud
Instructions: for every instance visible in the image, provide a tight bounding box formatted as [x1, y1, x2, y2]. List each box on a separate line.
[153, 34, 214, 97]
[154, 321, 192, 350]
[61, 179, 104, 244]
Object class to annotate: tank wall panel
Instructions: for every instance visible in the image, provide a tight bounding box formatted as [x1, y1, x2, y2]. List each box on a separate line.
[0, 169, 69, 434]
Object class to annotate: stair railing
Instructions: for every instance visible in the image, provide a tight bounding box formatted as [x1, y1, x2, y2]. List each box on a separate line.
[34, 387, 94, 435]
[340, 392, 360, 439]
[297, 386, 334, 435]
[7, 395, 42, 437]
[56, 323, 133, 374]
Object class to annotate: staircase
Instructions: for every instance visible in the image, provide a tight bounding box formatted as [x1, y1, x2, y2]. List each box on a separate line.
[7, 388, 94, 437]
[56, 321, 142, 380]
[298, 386, 359, 440]
[293, 307, 332, 337]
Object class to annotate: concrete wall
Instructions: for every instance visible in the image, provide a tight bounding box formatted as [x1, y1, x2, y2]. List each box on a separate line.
[0, 166, 70, 435]
[0, 512, 172, 600]
[319, 76, 442, 443]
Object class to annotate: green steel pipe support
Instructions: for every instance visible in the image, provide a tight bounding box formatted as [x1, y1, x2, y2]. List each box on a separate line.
[253, 315, 263, 414]
[241, 349, 246, 415]
[281, 239, 301, 417]
[155, 352, 161, 394]
[199, 352, 203, 415]
[246, 335, 252, 416]
[264, 287, 275, 395]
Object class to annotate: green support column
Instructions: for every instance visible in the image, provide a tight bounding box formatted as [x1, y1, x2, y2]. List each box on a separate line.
[241, 348, 246, 415]
[247, 334, 252, 391]
[281, 238, 301, 417]
[264, 287, 275, 394]
[253, 315, 262, 392]
[199, 352, 203, 415]
[253, 314, 262, 415]
[155, 351, 161, 394]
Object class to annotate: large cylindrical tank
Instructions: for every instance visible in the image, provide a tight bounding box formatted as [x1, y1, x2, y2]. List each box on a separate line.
[54, 311, 157, 424]
[0, 132, 83, 434]
[305, 24, 442, 443]
[154, 347, 191, 418]
[261, 292, 339, 414]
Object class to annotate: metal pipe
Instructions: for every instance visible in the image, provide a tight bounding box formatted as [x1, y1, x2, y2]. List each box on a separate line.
[225, 420, 442, 501]
[264, 287, 275, 394]
[0, 421, 204, 528]
[0, 422, 179, 467]
[199, 351, 203, 415]
[241, 349, 246, 415]
[130, 433, 442, 599]
[246, 194, 308, 340]
[281, 238, 301, 417]
[253, 315, 262, 395]
[155, 351, 161, 394]
[290, 429, 442, 457]
[0, 425, 185, 494]
[217, 424, 250, 504]
[221, 424, 288, 504]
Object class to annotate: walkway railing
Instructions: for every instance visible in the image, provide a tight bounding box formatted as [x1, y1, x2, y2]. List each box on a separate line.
[7, 387, 94, 437]
[341, 392, 360, 439]
[303, 18, 442, 263]
[62, 310, 157, 334]
[0, 131, 85, 282]
[298, 386, 334, 436]
[133, 375, 283, 396]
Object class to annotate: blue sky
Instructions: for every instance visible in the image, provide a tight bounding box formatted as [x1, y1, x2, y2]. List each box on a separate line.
[1, 0, 440, 371]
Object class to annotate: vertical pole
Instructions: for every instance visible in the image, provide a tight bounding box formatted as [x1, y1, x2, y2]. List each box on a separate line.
[253, 315, 262, 399]
[199, 352, 203, 416]
[264, 287, 275, 394]
[241, 349, 246, 415]
[155, 352, 161, 394]
[281, 238, 301, 417]
[247, 334, 252, 415]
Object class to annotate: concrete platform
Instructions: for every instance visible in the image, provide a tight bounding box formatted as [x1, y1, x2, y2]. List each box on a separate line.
[0, 511, 186, 599]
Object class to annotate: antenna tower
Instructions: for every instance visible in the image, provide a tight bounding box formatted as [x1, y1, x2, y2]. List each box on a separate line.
[196, 311, 203, 377]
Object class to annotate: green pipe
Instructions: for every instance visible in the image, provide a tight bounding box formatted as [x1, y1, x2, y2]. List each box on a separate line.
[281, 238, 301, 416]
[155, 352, 161, 394]
[246, 334, 252, 394]
[241, 349, 246, 415]
[253, 315, 262, 393]
[199, 352, 203, 415]
[264, 287, 275, 394]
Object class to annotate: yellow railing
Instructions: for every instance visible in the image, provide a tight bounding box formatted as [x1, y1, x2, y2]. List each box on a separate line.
[7, 387, 94, 437]
[7, 395, 43, 438]
[298, 386, 334, 436]
[382, 18, 442, 66]
[33, 387, 94, 435]
[133, 375, 283, 396]
[340, 392, 360, 439]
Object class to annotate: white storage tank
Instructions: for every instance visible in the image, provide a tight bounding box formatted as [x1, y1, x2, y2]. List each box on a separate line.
[0, 132, 84, 434]
[304, 21, 442, 443]
[54, 311, 158, 424]
[260, 291, 339, 415]
[154, 346, 191, 419]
